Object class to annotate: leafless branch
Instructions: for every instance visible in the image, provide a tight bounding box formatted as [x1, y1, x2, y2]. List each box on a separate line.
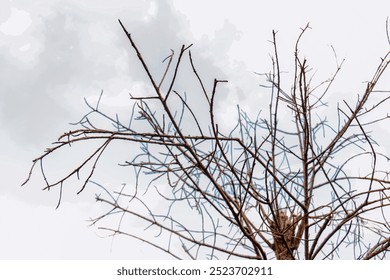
[23, 21, 390, 259]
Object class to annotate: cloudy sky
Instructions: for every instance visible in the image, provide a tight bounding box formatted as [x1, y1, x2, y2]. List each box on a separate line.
[1, 0, 389, 259]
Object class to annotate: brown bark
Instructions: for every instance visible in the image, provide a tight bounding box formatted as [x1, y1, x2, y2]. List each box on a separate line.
[270, 210, 304, 260]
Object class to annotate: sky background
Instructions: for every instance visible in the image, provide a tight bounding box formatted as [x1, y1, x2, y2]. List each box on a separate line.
[1, 0, 389, 259]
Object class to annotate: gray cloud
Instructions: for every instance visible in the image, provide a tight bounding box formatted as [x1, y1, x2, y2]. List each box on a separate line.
[0, 0, 243, 259]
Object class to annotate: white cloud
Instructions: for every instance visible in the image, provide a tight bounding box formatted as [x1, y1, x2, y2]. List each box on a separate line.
[0, 194, 171, 259]
[0, 7, 32, 36]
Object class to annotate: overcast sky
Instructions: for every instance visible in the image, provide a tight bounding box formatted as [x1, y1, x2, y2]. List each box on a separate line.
[1, 0, 389, 259]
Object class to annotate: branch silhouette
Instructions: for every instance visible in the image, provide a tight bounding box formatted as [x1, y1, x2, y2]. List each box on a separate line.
[23, 20, 390, 259]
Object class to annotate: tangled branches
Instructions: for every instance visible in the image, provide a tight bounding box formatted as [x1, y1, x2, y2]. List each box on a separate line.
[23, 21, 390, 259]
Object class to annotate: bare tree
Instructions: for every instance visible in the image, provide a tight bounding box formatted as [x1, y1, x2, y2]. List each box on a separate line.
[23, 20, 390, 260]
